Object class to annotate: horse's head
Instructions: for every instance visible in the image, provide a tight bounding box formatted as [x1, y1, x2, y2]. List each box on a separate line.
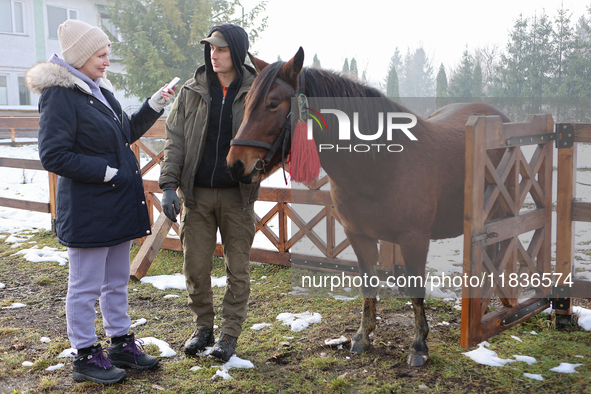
[227, 47, 305, 184]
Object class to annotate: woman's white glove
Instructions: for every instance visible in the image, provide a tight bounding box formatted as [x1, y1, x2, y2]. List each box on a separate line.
[104, 165, 118, 182]
[149, 84, 176, 112]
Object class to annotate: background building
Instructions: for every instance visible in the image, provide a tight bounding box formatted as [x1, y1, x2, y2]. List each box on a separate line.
[0, 0, 139, 112]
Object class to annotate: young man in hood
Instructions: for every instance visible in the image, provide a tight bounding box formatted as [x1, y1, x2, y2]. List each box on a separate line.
[158, 24, 259, 361]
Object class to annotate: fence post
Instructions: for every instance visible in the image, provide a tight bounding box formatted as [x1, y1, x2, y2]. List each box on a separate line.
[555, 124, 576, 320]
[461, 115, 488, 348]
[130, 213, 173, 280]
[48, 172, 58, 233]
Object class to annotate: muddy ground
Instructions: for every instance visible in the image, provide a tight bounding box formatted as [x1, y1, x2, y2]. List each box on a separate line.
[1, 252, 589, 393]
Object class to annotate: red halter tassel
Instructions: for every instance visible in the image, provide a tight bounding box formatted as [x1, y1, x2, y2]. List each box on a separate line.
[289, 120, 321, 184]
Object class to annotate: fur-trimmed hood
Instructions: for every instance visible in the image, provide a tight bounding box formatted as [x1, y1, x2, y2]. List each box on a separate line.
[25, 61, 114, 95]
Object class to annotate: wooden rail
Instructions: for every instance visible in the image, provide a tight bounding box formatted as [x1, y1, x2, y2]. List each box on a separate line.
[0, 155, 58, 229]
[0, 117, 40, 146]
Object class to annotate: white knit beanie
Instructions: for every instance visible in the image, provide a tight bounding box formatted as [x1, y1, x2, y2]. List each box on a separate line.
[58, 19, 111, 68]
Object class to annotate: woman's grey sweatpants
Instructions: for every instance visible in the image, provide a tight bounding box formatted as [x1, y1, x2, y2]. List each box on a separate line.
[66, 241, 132, 349]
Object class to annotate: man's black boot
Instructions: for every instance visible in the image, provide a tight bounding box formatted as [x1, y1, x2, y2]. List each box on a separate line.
[183, 328, 214, 355]
[108, 333, 159, 370]
[72, 344, 126, 384]
[210, 332, 238, 362]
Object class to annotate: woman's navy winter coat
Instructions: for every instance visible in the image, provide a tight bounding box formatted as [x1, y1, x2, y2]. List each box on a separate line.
[26, 62, 162, 248]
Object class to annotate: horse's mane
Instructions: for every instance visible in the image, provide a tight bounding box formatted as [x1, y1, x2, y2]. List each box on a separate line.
[304, 68, 384, 98]
[247, 61, 397, 108]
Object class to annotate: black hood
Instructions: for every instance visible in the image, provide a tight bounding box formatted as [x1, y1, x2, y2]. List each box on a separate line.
[203, 24, 249, 81]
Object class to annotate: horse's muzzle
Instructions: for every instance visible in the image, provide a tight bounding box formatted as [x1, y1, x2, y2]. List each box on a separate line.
[228, 159, 255, 184]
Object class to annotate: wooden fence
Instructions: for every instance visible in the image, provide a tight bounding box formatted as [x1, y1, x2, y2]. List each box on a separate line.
[461, 115, 591, 348]
[0, 115, 58, 229]
[0, 156, 58, 228]
[0, 116, 401, 280]
[2, 113, 590, 349]
[0, 117, 41, 146]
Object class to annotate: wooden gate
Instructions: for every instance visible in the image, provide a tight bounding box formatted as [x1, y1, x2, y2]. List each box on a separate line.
[461, 114, 558, 347]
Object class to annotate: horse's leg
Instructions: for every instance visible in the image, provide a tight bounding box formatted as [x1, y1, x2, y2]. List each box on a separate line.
[400, 235, 430, 367]
[344, 230, 379, 354]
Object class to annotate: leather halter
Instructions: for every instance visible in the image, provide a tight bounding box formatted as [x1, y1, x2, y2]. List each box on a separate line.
[230, 72, 305, 167]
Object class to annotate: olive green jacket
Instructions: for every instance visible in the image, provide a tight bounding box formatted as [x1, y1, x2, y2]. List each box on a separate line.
[158, 64, 259, 209]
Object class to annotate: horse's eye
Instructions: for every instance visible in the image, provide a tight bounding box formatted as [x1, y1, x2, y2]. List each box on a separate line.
[266, 102, 279, 110]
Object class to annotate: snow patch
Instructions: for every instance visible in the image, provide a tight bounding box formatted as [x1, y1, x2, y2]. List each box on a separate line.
[276, 312, 321, 332]
[462, 342, 516, 367]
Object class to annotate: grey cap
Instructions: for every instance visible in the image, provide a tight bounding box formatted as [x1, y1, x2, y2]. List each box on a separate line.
[200, 30, 228, 47]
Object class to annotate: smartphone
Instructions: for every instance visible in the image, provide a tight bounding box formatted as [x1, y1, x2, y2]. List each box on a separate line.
[164, 77, 180, 93]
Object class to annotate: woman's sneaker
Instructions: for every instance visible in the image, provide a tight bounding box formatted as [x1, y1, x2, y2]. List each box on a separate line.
[73, 344, 126, 384]
[108, 333, 159, 370]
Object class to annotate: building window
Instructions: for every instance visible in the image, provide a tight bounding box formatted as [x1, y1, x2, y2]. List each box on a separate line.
[18, 76, 30, 105]
[98, 6, 119, 40]
[47, 5, 77, 39]
[0, 0, 25, 34]
[0, 76, 8, 105]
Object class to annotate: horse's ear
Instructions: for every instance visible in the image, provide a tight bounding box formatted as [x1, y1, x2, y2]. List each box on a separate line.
[281, 47, 305, 85]
[248, 52, 269, 73]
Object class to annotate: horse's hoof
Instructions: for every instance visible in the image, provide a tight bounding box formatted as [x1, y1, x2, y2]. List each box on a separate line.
[350, 341, 369, 354]
[407, 354, 428, 367]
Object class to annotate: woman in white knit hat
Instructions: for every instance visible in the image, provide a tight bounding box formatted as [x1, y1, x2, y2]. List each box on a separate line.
[26, 19, 176, 385]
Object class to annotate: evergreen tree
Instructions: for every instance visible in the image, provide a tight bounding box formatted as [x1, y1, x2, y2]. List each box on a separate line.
[385, 64, 399, 98]
[549, 5, 575, 96]
[490, 14, 529, 97]
[564, 15, 591, 97]
[491, 11, 553, 100]
[312, 54, 321, 69]
[526, 12, 553, 100]
[435, 63, 447, 107]
[452, 6, 591, 120]
[389, 48, 403, 74]
[383, 51, 401, 97]
[104, 0, 268, 99]
[399, 46, 434, 97]
[342, 58, 350, 75]
[472, 61, 483, 97]
[350, 57, 359, 79]
[448, 47, 474, 97]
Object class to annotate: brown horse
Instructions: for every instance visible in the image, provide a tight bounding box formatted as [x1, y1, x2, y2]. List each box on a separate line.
[226, 48, 510, 366]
